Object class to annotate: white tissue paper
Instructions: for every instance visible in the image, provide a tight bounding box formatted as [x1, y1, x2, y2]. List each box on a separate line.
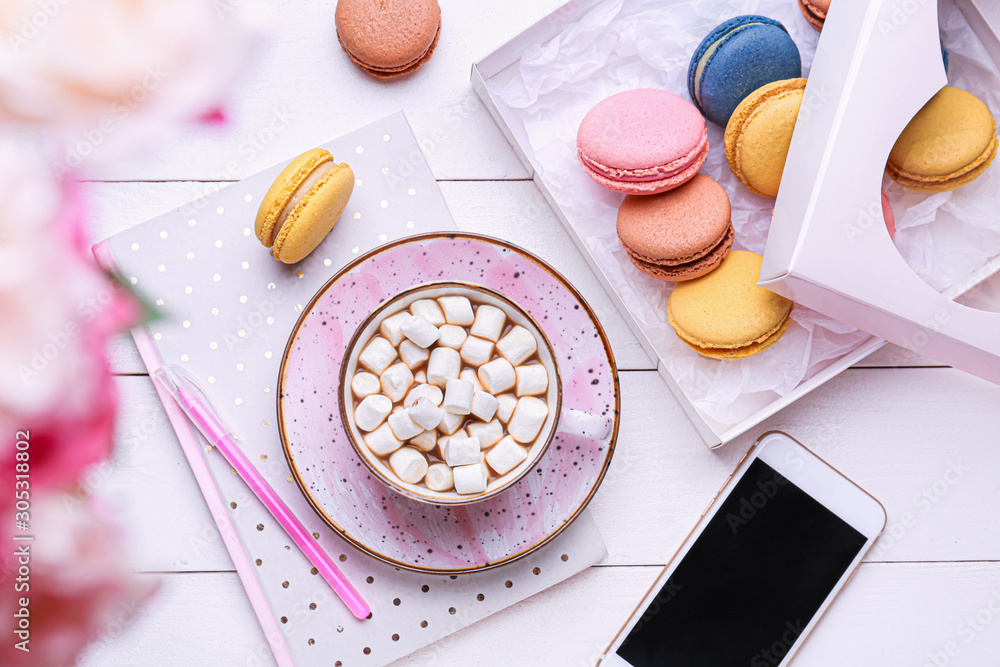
[489, 0, 1000, 427]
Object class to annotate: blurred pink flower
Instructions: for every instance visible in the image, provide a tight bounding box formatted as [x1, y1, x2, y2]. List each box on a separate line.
[0, 0, 267, 168]
[0, 492, 157, 667]
[0, 154, 140, 491]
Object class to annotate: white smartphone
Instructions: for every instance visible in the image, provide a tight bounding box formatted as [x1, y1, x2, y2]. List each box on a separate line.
[599, 431, 886, 667]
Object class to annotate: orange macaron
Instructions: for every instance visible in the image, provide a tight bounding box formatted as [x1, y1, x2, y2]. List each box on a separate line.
[616, 173, 734, 281]
[335, 0, 441, 79]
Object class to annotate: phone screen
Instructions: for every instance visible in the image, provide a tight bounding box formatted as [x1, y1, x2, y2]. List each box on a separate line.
[616, 458, 867, 667]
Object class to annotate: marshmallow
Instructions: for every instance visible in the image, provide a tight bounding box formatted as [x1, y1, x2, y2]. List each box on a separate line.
[442, 379, 475, 415]
[364, 423, 403, 456]
[496, 326, 539, 366]
[389, 447, 428, 484]
[409, 397, 444, 430]
[437, 324, 468, 350]
[508, 397, 549, 443]
[404, 383, 443, 407]
[437, 410, 465, 435]
[351, 372, 381, 399]
[425, 463, 454, 492]
[380, 362, 414, 402]
[467, 419, 504, 449]
[388, 409, 424, 440]
[453, 462, 488, 495]
[486, 436, 528, 475]
[478, 358, 516, 394]
[410, 430, 438, 452]
[358, 336, 397, 375]
[399, 340, 430, 370]
[460, 335, 494, 367]
[410, 299, 445, 326]
[460, 368, 484, 391]
[414, 369, 427, 383]
[470, 304, 506, 341]
[444, 436, 482, 466]
[379, 311, 410, 346]
[401, 315, 440, 348]
[496, 394, 517, 423]
[436, 428, 467, 458]
[354, 394, 392, 432]
[438, 296, 474, 325]
[515, 364, 549, 397]
[470, 391, 500, 422]
[427, 347, 461, 387]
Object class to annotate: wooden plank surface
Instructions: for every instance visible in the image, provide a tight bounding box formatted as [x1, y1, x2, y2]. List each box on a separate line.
[78, 563, 1000, 667]
[70, 0, 1000, 664]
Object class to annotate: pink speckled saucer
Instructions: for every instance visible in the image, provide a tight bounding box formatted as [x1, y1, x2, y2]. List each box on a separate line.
[277, 233, 620, 574]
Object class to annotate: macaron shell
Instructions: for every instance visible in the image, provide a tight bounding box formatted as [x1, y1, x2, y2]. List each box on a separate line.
[798, 0, 828, 31]
[888, 86, 998, 192]
[255, 149, 333, 247]
[626, 225, 734, 281]
[725, 78, 806, 197]
[335, 0, 440, 76]
[577, 89, 707, 172]
[338, 25, 440, 78]
[617, 173, 732, 264]
[688, 16, 801, 126]
[887, 139, 997, 193]
[271, 164, 355, 264]
[667, 250, 793, 356]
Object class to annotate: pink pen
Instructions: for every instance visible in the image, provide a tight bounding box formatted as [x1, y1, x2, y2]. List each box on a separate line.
[153, 364, 371, 621]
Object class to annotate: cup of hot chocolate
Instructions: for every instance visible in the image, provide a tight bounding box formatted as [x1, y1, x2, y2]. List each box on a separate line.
[339, 281, 611, 505]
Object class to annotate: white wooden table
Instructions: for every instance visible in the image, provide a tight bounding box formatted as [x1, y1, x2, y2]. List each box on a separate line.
[78, 2, 1000, 665]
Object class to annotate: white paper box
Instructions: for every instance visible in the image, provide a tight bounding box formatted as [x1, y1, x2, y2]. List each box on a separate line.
[761, 0, 1000, 385]
[472, 0, 1000, 447]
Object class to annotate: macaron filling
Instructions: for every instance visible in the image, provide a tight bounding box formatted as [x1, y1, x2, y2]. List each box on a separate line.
[579, 130, 709, 182]
[268, 161, 336, 246]
[624, 224, 734, 268]
[675, 314, 792, 358]
[890, 134, 997, 181]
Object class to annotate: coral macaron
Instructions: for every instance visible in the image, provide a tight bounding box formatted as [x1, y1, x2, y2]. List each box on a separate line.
[577, 89, 708, 195]
[255, 149, 355, 264]
[617, 174, 734, 281]
[336, 0, 441, 78]
[798, 0, 829, 31]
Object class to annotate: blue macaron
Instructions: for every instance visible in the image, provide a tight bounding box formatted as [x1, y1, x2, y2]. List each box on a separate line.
[688, 16, 802, 127]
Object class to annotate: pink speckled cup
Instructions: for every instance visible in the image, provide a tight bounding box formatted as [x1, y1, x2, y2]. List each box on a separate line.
[340, 281, 611, 505]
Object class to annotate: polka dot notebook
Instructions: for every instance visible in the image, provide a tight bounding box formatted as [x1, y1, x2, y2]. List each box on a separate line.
[93, 112, 609, 666]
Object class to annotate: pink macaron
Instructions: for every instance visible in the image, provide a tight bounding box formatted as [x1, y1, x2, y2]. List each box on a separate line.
[577, 89, 709, 195]
[882, 189, 896, 239]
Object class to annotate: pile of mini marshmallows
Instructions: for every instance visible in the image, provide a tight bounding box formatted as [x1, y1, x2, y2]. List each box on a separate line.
[350, 295, 551, 495]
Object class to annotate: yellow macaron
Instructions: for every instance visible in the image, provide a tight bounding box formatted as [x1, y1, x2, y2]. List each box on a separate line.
[255, 148, 355, 264]
[887, 86, 997, 193]
[667, 250, 794, 359]
[724, 78, 806, 197]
